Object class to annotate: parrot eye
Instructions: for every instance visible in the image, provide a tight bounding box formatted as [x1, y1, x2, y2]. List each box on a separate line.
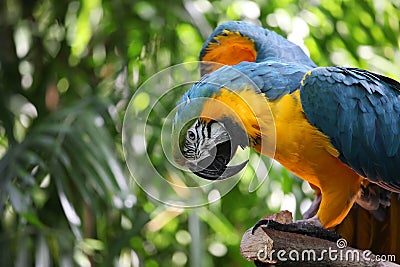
[187, 129, 197, 142]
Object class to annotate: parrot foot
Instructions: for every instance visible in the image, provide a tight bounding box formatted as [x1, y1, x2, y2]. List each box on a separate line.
[293, 215, 323, 228]
[251, 219, 271, 235]
[302, 193, 322, 219]
[356, 183, 392, 221]
[357, 182, 391, 209]
[251, 215, 340, 242]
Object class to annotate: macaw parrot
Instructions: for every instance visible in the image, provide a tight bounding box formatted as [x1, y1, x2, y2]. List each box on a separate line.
[172, 21, 400, 256]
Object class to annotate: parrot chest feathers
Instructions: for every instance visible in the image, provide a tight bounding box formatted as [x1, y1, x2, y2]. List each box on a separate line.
[269, 91, 363, 228]
[268, 90, 346, 187]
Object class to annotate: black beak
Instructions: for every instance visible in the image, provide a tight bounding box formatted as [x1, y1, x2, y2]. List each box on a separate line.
[188, 139, 248, 180]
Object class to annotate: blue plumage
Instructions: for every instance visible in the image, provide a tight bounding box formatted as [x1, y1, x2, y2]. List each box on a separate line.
[177, 60, 312, 111]
[300, 67, 400, 189]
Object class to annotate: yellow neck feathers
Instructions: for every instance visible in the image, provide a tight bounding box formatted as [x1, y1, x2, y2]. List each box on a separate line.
[200, 88, 276, 157]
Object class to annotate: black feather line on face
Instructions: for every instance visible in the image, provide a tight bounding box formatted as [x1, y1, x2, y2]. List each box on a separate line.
[187, 117, 249, 180]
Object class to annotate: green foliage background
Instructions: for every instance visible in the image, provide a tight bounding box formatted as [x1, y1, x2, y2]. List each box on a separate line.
[0, 0, 399, 266]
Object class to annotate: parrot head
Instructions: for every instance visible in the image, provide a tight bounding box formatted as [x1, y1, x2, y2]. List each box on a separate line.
[176, 118, 248, 180]
[172, 83, 250, 180]
[172, 63, 276, 180]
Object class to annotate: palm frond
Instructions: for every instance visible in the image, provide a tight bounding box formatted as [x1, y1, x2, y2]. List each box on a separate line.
[0, 97, 140, 265]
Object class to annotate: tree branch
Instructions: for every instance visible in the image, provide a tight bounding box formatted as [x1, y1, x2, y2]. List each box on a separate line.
[240, 211, 399, 267]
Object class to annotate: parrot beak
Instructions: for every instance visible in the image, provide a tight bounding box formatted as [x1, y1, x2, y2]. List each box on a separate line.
[186, 139, 248, 180]
[192, 160, 248, 180]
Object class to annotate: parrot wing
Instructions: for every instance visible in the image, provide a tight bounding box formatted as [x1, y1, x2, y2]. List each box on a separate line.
[300, 66, 400, 191]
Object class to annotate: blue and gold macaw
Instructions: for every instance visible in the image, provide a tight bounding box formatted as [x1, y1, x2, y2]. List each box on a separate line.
[172, 21, 400, 255]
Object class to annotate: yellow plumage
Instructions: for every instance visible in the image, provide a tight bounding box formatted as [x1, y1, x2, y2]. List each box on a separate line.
[202, 88, 363, 227]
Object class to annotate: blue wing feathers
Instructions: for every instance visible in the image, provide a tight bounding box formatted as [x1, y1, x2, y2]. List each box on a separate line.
[301, 67, 400, 189]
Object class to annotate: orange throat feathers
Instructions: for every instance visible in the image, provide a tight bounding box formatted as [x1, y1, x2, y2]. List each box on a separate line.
[202, 30, 257, 73]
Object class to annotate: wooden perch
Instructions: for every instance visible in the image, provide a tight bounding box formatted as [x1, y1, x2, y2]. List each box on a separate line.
[240, 211, 399, 267]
